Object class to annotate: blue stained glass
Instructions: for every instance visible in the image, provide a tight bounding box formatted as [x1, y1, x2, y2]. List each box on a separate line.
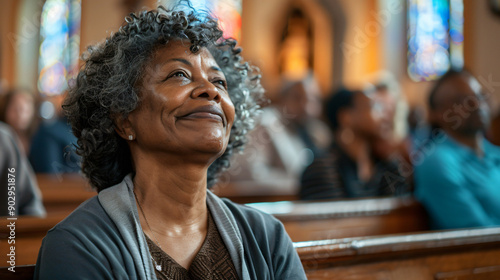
[407, 0, 463, 81]
[38, 0, 81, 96]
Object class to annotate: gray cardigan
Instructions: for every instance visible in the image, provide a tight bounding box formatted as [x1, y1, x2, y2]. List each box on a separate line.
[34, 174, 306, 279]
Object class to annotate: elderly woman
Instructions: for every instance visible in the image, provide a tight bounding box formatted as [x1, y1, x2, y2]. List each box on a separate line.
[34, 5, 306, 280]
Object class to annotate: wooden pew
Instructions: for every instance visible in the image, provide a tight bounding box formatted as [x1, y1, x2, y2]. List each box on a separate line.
[295, 227, 500, 279]
[247, 196, 429, 241]
[0, 213, 70, 265]
[211, 181, 299, 204]
[37, 174, 96, 214]
[4, 228, 500, 280]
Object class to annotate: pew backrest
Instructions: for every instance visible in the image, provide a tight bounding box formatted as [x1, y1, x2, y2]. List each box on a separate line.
[247, 196, 429, 241]
[37, 174, 96, 213]
[0, 213, 70, 265]
[295, 227, 500, 279]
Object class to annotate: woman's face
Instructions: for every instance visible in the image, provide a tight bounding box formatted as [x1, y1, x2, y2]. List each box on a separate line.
[6, 93, 35, 132]
[350, 93, 385, 140]
[128, 40, 235, 164]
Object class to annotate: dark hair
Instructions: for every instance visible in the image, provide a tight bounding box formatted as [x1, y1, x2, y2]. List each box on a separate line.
[63, 5, 264, 192]
[428, 68, 471, 110]
[427, 68, 471, 135]
[324, 88, 358, 131]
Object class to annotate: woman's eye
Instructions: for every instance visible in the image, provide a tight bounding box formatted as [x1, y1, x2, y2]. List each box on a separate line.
[213, 79, 227, 89]
[172, 71, 187, 78]
[165, 71, 189, 81]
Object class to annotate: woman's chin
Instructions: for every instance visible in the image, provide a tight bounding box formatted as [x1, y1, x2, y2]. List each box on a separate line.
[203, 140, 226, 153]
[184, 136, 227, 157]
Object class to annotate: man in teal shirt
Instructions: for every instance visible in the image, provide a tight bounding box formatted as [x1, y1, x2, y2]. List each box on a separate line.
[415, 69, 500, 230]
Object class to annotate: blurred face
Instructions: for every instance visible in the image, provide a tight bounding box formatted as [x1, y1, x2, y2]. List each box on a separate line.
[282, 81, 322, 122]
[433, 74, 489, 136]
[127, 41, 235, 164]
[6, 93, 34, 132]
[350, 93, 386, 140]
[373, 88, 396, 135]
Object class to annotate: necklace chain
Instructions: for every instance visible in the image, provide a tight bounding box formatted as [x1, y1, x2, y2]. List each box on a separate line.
[133, 189, 163, 272]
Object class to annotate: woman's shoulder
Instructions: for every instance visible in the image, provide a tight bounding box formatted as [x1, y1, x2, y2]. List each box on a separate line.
[213, 196, 306, 279]
[46, 196, 115, 237]
[35, 196, 137, 279]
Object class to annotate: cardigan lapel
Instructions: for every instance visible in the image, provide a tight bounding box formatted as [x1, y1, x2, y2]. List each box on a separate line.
[206, 190, 251, 280]
[98, 174, 157, 280]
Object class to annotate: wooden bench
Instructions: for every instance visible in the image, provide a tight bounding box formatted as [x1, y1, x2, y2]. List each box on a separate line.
[4, 227, 500, 280]
[295, 227, 500, 279]
[211, 180, 299, 204]
[37, 174, 96, 214]
[247, 196, 429, 241]
[0, 213, 70, 266]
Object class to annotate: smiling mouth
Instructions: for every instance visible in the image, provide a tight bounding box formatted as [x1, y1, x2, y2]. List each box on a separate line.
[179, 112, 224, 125]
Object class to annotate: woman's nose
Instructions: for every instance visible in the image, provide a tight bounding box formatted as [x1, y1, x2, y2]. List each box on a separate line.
[191, 80, 222, 102]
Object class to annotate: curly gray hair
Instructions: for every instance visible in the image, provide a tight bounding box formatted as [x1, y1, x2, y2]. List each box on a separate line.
[63, 5, 264, 192]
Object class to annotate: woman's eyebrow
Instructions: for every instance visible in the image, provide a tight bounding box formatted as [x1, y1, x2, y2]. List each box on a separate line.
[210, 66, 223, 73]
[163, 59, 222, 74]
[165, 58, 192, 66]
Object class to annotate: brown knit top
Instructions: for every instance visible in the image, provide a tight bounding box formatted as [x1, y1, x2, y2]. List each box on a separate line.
[145, 211, 239, 280]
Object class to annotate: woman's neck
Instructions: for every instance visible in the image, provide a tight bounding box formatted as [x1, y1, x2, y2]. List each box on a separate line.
[336, 131, 371, 161]
[133, 159, 209, 237]
[336, 130, 374, 181]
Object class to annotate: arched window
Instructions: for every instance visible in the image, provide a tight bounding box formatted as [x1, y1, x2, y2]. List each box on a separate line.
[407, 0, 464, 81]
[38, 0, 81, 96]
[278, 6, 314, 81]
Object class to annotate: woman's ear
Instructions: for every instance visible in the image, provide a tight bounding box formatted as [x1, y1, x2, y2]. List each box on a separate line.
[114, 114, 135, 141]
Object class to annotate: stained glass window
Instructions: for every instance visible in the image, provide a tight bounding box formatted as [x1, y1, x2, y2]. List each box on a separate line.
[38, 0, 81, 96]
[161, 0, 242, 41]
[407, 0, 463, 81]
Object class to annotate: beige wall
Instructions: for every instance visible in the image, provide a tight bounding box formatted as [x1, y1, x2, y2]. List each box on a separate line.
[80, 0, 127, 55]
[0, 0, 20, 89]
[465, 0, 500, 114]
[339, 0, 380, 89]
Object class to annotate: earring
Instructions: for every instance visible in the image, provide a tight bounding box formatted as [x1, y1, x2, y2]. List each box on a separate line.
[128, 135, 134, 141]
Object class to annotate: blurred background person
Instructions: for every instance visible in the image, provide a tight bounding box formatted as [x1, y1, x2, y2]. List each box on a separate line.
[221, 73, 331, 193]
[300, 88, 411, 200]
[407, 105, 429, 149]
[29, 93, 80, 174]
[415, 69, 500, 230]
[366, 72, 412, 168]
[0, 88, 38, 154]
[0, 121, 46, 217]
